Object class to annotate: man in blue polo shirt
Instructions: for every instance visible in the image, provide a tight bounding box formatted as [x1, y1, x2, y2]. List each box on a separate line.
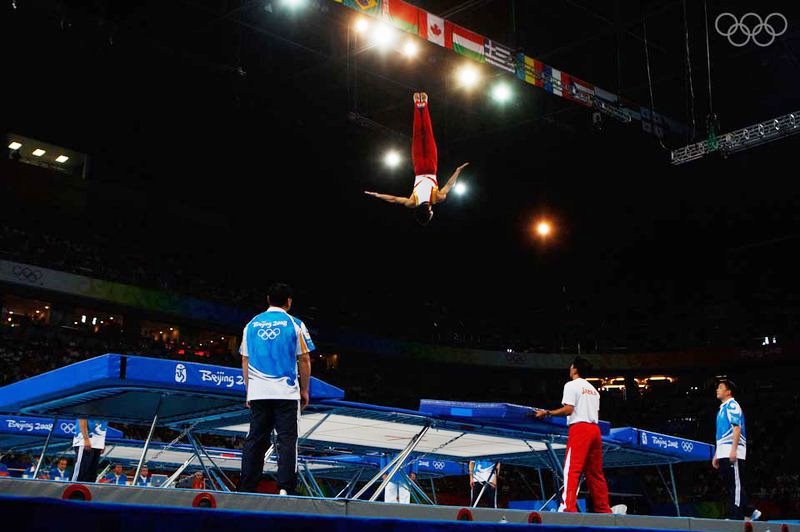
[380, 453, 418, 504]
[238, 283, 314, 496]
[50, 458, 70, 482]
[103, 463, 128, 485]
[712, 379, 760, 521]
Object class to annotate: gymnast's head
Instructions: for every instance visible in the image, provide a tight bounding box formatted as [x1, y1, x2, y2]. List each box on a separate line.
[414, 202, 433, 226]
[570, 356, 592, 379]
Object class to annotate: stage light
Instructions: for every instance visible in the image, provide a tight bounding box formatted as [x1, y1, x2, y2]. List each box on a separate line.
[384, 150, 401, 168]
[491, 82, 512, 103]
[402, 40, 418, 58]
[55, 155, 69, 163]
[536, 220, 552, 237]
[456, 65, 480, 88]
[371, 23, 396, 49]
[8, 142, 21, 150]
[354, 18, 369, 33]
[32, 148, 46, 157]
[281, 0, 304, 9]
[454, 182, 467, 196]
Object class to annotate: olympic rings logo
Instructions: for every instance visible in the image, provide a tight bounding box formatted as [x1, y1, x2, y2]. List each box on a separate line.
[11, 265, 44, 283]
[432, 461, 445, 470]
[60, 423, 76, 433]
[681, 441, 694, 453]
[715, 13, 787, 47]
[258, 328, 281, 340]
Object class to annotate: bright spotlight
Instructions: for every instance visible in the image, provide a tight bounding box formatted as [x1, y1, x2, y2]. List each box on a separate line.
[8, 142, 21, 150]
[371, 23, 396, 49]
[281, 0, 304, 8]
[454, 182, 467, 196]
[384, 150, 401, 168]
[491, 83, 512, 103]
[456, 65, 480, 88]
[32, 148, 46, 157]
[536, 221, 552, 237]
[402, 40, 418, 58]
[354, 18, 370, 34]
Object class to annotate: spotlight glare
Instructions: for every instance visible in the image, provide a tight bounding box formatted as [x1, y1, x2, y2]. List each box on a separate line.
[8, 142, 21, 150]
[281, 0, 304, 8]
[371, 23, 396, 49]
[32, 148, 46, 157]
[454, 182, 467, 196]
[384, 150, 401, 168]
[536, 221, 552, 237]
[55, 155, 69, 163]
[457, 65, 480, 88]
[354, 18, 370, 33]
[402, 40, 418, 58]
[491, 83, 512, 103]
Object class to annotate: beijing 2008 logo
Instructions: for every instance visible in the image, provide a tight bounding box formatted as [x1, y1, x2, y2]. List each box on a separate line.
[715, 13, 787, 47]
[175, 363, 187, 383]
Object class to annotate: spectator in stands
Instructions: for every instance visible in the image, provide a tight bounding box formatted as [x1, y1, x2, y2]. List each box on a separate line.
[469, 460, 500, 508]
[72, 418, 107, 482]
[134, 464, 151, 487]
[177, 471, 206, 490]
[102, 463, 128, 485]
[239, 283, 314, 496]
[0, 463, 8, 477]
[50, 457, 70, 482]
[21, 456, 46, 479]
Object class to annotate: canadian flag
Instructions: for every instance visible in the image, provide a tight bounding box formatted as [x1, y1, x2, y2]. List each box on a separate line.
[419, 11, 445, 47]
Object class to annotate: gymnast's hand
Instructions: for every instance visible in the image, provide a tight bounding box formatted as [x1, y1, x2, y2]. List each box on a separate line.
[532, 409, 549, 419]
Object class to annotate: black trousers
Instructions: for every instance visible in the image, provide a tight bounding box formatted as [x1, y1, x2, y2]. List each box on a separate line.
[471, 482, 497, 508]
[239, 399, 299, 494]
[718, 458, 753, 519]
[72, 446, 102, 482]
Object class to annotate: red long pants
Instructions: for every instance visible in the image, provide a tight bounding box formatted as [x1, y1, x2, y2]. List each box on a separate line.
[412, 103, 437, 176]
[560, 423, 611, 513]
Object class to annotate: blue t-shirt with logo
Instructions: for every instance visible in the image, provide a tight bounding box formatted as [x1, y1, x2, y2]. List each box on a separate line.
[715, 398, 747, 460]
[240, 307, 315, 401]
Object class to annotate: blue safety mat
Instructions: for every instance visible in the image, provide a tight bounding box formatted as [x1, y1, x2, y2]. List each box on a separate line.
[0, 355, 344, 425]
[418, 400, 612, 436]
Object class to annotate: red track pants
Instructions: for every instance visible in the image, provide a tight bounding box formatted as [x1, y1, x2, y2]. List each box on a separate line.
[559, 422, 611, 513]
[412, 102, 437, 176]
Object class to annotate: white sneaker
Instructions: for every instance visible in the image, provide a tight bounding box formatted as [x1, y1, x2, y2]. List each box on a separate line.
[279, 489, 288, 496]
[750, 509, 761, 521]
[611, 504, 628, 515]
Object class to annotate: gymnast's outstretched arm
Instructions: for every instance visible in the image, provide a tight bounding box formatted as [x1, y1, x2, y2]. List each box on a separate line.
[364, 191, 415, 208]
[435, 162, 469, 202]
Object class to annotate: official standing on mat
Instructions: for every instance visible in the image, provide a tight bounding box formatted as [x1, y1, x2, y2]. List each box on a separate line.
[535, 357, 611, 513]
[712, 378, 760, 521]
[238, 283, 315, 495]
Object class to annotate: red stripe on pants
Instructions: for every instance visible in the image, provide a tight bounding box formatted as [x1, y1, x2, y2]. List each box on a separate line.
[412, 103, 437, 176]
[560, 422, 611, 513]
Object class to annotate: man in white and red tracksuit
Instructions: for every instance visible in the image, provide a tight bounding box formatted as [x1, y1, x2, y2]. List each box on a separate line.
[535, 357, 611, 513]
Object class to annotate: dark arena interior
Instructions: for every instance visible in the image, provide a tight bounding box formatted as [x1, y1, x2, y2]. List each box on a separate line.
[1, 0, 800, 530]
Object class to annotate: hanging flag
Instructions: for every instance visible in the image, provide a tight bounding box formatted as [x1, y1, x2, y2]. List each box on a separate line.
[515, 54, 543, 87]
[445, 21, 485, 62]
[484, 39, 515, 73]
[419, 10, 445, 47]
[343, 0, 381, 15]
[563, 74, 594, 107]
[382, 0, 420, 34]
[593, 86, 619, 105]
[542, 65, 563, 97]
